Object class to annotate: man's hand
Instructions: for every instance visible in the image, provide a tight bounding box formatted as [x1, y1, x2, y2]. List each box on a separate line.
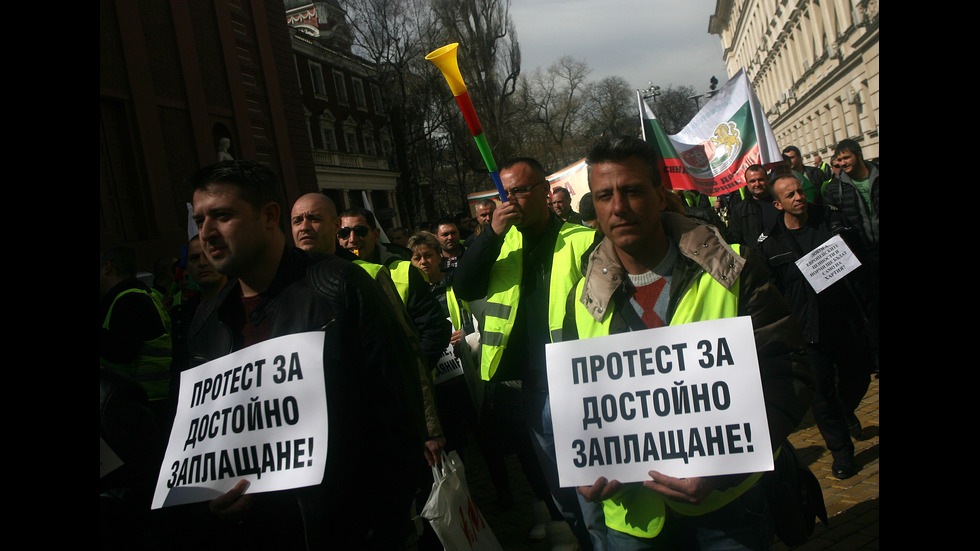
[424, 437, 447, 466]
[577, 476, 622, 503]
[490, 200, 523, 236]
[209, 479, 254, 520]
[449, 329, 463, 346]
[642, 471, 717, 505]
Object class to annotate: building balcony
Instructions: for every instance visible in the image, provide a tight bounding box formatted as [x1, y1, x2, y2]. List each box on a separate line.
[312, 149, 392, 171]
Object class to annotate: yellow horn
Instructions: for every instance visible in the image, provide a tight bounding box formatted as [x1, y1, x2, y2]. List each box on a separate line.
[426, 43, 466, 96]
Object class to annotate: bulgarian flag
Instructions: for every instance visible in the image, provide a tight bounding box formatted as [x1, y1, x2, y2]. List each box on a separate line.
[638, 69, 781, 197]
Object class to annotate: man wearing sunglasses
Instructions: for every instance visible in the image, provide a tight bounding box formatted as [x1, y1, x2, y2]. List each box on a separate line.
[453, 157, 598, 550]
[338, 207, 412, 264]
[338, 206, 451, 388]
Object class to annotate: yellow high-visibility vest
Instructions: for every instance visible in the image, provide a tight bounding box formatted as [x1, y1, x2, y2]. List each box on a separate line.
[480, 222, 594, 381]
[572, 244, 765, 538]
[101, 288, 172, 401]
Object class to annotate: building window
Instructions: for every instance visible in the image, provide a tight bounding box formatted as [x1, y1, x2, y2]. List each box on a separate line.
[342, 118, 358, 154]
[310, 61, 327, 98]
[381, 130, 392, 160]
[304, 106, 313, 147]
[352, 78, 367, 111]
[371, 83, 384, 114]
[333, 70, 348, 105]
[344, 130, 358, 154]
[363, 122, 376, 156]
[321, 126, 338, 151]
[295, 55, 303, 94]
[319, 110, 337, 150]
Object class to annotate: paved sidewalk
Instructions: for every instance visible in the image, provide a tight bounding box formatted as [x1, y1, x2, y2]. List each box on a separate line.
[462, 377, 879, 550]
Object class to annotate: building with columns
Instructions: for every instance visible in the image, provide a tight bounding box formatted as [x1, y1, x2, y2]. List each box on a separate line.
[285, 1, 403, 229]
[709, 0, 879, 163]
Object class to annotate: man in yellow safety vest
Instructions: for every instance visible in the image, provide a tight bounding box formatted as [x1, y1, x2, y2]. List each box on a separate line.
[563, 136, 814, 550]
[453, 157, 598, 549]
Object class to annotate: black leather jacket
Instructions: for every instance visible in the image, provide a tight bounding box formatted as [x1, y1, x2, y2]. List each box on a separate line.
[823, 161, 879, 250]
[185, 246, 422, 549]
[758, 205, 873, 345]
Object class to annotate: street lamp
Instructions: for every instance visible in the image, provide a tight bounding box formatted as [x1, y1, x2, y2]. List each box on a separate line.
[640, 82, 661, 103]
[689, 76, 719, 109]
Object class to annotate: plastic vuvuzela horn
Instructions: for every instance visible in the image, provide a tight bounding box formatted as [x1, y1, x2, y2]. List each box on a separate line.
[426, 43, 507, 201]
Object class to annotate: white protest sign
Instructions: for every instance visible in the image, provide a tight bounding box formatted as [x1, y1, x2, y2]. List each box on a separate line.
[545, 316, 772, 488]
[434, 317, 464, 384]
[795, 233, 861, 294]
[152, 331, 329, 509]
[434, 344, 465, 384]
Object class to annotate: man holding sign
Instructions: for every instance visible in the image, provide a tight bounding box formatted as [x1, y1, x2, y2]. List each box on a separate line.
[559, 136, 812, 550]
[759, 173, 875, 480]
[184, 161, 422, 549]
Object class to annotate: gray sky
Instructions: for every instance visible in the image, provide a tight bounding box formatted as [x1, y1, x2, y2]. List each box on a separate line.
[510, 0, 729, 94]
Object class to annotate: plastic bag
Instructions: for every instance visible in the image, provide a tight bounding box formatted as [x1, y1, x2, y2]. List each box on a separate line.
[421, 451, 503, 551]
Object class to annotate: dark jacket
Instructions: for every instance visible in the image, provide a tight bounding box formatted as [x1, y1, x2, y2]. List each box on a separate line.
[101, 367, 165, 548]
[822, 161, 879, 250]
[758, 205, 873, 345]
[185, 246, 422, 549]
[727, 196, 780, 251]
[336, 246, 451, 373]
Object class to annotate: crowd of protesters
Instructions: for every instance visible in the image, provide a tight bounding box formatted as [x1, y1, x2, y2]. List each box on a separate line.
[101, 137, 878, 551]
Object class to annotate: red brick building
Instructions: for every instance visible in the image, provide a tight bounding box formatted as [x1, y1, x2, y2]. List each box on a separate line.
[100, 0, 316, 265]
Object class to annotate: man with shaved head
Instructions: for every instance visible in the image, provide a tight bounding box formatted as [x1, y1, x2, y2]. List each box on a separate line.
[291, 192, 451, 468]
[290, 192, 341, 255]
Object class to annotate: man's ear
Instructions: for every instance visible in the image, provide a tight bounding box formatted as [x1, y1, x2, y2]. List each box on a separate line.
[261, 202, 281, 229]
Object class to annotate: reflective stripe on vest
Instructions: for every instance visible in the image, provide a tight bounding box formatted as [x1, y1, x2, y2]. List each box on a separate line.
[101, 288, 172, 401]
[480, 223, 595, 380]
[572, 244, 765, 538]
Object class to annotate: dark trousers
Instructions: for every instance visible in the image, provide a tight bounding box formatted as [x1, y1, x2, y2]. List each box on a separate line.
[806, 341, 872, 458]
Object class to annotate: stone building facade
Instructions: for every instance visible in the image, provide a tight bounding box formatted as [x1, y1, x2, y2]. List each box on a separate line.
[709, 0, 879, 163]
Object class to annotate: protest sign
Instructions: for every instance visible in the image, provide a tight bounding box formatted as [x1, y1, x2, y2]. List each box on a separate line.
[151, 331, 328, 509]
[795, 234, 862, 294]
[545, 317, 773, 488]
[434, 343, 465, 384]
